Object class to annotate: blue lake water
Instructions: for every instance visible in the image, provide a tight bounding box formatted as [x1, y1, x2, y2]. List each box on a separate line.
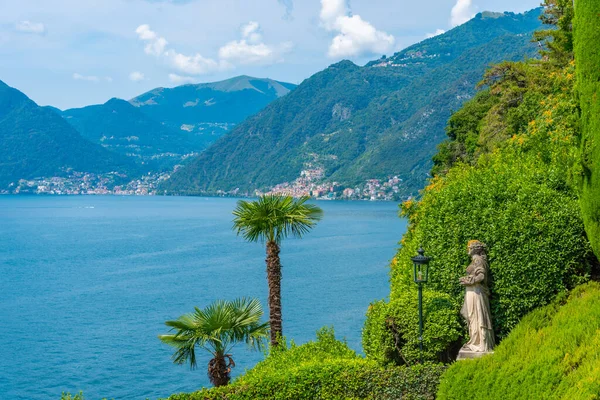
[0, 196, 406, 400]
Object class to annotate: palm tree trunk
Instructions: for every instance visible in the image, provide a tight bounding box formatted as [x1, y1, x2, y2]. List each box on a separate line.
[208, 354, 234, 387]
[266, 240, 283, 347]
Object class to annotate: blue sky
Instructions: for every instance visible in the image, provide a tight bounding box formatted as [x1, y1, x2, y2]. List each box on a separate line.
[0, 0, 541, 109]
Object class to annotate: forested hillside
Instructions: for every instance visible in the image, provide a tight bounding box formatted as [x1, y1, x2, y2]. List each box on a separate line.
[62, 98, 196, 168]
[0, 81, 135, 189]
[161, 9, 543, 196]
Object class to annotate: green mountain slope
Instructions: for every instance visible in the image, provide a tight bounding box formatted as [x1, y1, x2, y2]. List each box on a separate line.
[130, 75, 296, 150]
[0, 81, 134, 189]
[161, 9, 544, 196]
[62, 98, 195, 165]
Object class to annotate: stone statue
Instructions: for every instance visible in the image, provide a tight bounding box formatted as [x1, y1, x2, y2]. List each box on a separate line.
[458, 240, 495, 358]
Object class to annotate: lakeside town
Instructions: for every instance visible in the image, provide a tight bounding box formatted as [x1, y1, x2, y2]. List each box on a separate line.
[1, 167, 407, 201]
[262, 168, 405, 201]
[3, 171, 171, 196]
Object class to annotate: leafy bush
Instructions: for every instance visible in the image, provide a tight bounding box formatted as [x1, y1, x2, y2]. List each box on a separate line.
[363, 61, 593, 365]
[437, 282, 600, 400]
[165, 328, 446, 400]
[363, 291, 462, 365]
[575, 0, 600, 259]
[60, 393, 85, 400]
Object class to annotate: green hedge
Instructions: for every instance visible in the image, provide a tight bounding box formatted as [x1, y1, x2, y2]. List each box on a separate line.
[437, 282, 600, 400]
[364, 63, 593, 365]
[165, 328, 446, 400]
[575, 0, 600, 259]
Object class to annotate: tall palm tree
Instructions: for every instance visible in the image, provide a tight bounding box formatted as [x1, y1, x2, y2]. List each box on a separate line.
[232, 195, 323, 347]
[159, 298, 268, 387]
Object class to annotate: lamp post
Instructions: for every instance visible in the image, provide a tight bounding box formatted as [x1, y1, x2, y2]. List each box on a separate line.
[411, 247, 430, 363]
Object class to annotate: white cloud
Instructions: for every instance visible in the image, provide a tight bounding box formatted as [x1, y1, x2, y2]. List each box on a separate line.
[320, 0, 347, 29]
[136, 22, 291, 75]
[129, 71, 145, 82]
[15, 20, 46, 35]
[426, 29, 446, 39]
[168, 73, 196, 84]
[73, 73, 112, 83]
[451, 0, 475, 27]
[218, 21, 291, 65]
[136, 24, 223, 75]
[241, 21, 262, 44]
[135, 24, 168, 56]
[319, 0, 394, 58]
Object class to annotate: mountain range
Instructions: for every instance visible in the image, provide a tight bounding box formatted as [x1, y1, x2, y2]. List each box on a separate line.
[60, 76, 296, 167]
[0, 76, 295, 189]
[160, 9, 544, 197]
[129, 76, 296, 150]
[1, 9, 545, 196]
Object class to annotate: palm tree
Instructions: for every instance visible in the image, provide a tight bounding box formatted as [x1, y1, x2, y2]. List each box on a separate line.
[232, 195, 323, 347]
[158, 297, 268, 387]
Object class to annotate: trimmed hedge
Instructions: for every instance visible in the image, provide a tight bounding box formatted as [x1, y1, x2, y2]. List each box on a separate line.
[575, 0, 600, 259]
[165, 328, 446, 400]
[437, 282, 600, 400]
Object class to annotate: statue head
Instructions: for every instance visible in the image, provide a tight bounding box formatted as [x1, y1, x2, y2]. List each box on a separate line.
[467, 240, 487, 257]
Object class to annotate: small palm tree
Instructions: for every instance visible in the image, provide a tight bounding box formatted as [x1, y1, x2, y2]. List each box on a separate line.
[159, 298, 268, 387]
[232, 195, 323, 347]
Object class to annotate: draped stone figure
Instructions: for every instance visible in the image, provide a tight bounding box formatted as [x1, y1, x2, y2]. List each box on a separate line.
[458, 240, 495, 357]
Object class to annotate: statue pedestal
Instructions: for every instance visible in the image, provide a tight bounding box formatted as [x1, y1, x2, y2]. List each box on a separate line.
[456, 349, 493, 361]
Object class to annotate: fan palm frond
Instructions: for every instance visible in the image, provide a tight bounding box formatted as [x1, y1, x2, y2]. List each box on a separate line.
[232, 195, 323, 244]
[159, 298, 269, 371]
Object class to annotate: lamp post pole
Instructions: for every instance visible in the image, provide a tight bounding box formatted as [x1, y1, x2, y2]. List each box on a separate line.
[418, 280, 423, 360]
[411, 247, 430, 364]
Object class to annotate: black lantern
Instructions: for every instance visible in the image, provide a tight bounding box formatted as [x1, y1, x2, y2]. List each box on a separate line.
[411, 247, 430, 284]
[411, 246, 430, 362]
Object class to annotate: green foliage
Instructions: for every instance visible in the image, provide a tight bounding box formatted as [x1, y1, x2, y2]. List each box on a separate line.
[432, 90, 498, 175]
[575, 0, 600, 259]
[160, 10, 543, 197]
[363, 291, 462, 365]
[533, 0, 574, 66]
[164, 328, 446, 400]
[437, 282, 600, 400]
[60, 393, 85, 400]
[232, 195, 323, 244]
[59, 392, 114, 400]
[364, 60, 592, 365]
[432, 59, 572, 176]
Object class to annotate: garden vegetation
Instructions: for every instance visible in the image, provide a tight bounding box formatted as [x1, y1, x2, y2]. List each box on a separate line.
[362, 0, 597, 368]
[437, 282, 600, 399]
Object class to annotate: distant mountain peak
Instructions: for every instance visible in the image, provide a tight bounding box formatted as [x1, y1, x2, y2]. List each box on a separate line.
[479, 11, 507, 19]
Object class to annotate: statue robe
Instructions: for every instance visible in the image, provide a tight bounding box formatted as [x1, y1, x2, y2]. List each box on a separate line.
[460, 255, 495, 352]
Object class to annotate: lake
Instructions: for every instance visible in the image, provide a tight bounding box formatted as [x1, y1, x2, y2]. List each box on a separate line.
[0, 196, 406, 399]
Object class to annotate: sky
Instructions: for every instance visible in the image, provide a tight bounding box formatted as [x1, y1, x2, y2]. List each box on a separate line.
[0, 0, 541, 109]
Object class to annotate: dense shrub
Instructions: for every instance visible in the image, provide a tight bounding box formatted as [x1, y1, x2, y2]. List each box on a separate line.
[575, 0, 600, 259]
[363, 62, 593, 365]
[363, 291, 462, 365]
[165, 328, 446, 400]
[437, 282, 600, 400]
